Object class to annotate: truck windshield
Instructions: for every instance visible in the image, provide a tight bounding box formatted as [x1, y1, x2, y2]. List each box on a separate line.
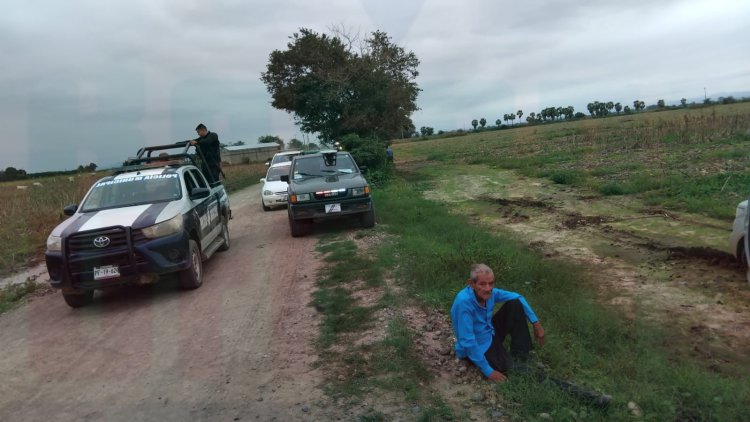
[293, 155, 357, 179]
[80, 174, 182, 212]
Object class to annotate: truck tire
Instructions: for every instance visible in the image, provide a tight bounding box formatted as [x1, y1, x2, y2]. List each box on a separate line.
[289, 214, 310, 237]
[360, 207, 376, 228]
[218, 216, 231, 252]
[62, 290, 94, 308]
[179, 239, 203, 290]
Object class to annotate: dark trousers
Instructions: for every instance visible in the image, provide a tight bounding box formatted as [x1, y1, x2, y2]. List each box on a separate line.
[484, 299, 533, 373]
[202, 163, 221, 183]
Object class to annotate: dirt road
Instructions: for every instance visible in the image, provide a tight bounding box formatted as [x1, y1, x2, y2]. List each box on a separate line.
[0, 184, 333, 421]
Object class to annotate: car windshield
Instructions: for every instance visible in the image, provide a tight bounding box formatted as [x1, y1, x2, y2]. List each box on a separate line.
[292, 154, 357, 179]
[266, 166, 290, 182]
[80, 174, 182, 212]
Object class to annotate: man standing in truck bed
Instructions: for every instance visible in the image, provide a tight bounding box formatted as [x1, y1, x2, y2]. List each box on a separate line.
[190, 123, 222, 183]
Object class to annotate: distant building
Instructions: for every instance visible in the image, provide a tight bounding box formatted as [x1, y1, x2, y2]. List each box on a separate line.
[221, 142, 281, 165]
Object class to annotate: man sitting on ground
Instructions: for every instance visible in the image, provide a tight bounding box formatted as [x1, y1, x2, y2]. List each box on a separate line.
[450, 263, 545, 382]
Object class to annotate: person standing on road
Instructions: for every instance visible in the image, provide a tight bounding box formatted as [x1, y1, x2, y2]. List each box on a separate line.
[189, 123, 222, 183]
[450, 263, 545, 383]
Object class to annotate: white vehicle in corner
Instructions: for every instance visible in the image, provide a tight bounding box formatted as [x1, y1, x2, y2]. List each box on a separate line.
[730, 199, 749, 282]
[264, 150, 301, 167]
[260, 163, 291, 211]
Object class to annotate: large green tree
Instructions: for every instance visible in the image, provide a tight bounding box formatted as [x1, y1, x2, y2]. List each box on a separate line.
[261, 28, 420, 144]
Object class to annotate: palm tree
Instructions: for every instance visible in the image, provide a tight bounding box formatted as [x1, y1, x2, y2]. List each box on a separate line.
[495, 119, 501, 127]
[471, 119, 478, 130]
[680, 98, 687, 107]
[479, 118, 487, 128]
[517, 110, 523, 124]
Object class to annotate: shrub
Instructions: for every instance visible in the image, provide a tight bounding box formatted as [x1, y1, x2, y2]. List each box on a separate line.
[549, 169, 585, 186]
[339, 134, 388, 171]
[600, 182, 625, 196]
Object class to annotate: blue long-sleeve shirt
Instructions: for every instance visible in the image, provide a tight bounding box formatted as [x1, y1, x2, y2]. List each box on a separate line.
[450, 286, 538, 377]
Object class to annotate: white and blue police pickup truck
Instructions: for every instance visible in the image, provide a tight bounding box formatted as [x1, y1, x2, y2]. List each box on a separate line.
[45, 142, 231, 308]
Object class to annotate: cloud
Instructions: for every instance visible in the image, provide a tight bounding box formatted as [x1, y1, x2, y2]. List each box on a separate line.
[1, 0, 749, 171]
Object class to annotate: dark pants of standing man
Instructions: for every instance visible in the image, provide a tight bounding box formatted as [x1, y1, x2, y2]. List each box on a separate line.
[483, 299, 533, 373]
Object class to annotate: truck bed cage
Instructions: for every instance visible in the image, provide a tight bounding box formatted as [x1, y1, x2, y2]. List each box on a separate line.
[116, 141, 220, 185]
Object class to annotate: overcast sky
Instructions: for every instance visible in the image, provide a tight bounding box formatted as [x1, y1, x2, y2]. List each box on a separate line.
[2, 0, 749, 172]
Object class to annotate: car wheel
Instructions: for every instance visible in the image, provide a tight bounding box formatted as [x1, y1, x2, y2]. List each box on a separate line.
[62, 290, 94, 308]
[262, 200, 271, 212]
[360, 207, 376, 228]
[179, 239, 203, 290]
[218, 216, 230, 252]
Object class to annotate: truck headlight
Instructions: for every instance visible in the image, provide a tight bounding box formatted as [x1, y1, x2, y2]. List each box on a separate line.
[351, 186, 371, 197]
[47, 235, 62, 252]
[142, 215, 183, 239]
[291, 193, 310, 203]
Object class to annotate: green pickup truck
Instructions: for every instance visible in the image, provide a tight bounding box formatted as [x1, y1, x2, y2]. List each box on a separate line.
[281, 150, 375, 237]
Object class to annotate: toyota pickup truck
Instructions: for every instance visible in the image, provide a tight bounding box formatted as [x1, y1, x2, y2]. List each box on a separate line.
[45, 142, 231, 308]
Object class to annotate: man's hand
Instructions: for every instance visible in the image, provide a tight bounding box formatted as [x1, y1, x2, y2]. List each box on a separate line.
[533, 321, 545, 347]
[488, 371, 507, 383]
[189, 140, 197, 145]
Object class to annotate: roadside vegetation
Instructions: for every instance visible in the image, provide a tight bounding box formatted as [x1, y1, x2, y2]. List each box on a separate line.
[313, 233, 454, 420]
[0, 162, 266, 276]
[397, 102, 750, 220]
[0, 281, 47, 314]
[315, 177, 749, 420]
[313, 103, 750, 419]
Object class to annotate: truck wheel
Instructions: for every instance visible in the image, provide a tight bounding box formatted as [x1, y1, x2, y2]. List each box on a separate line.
[289, 214, 310, 237]
[62, 290, 94, 308]
[360, 207, 376, 228]
[179, 239, 203, 290]
[218, 216, 231, 252]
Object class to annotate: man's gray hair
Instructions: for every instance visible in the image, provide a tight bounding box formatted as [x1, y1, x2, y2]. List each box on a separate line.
[469, 263, 493, 282]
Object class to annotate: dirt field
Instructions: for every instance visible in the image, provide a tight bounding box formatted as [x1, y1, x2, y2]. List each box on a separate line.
[0, 184, 336, 421]
[415, 163, 750, 376]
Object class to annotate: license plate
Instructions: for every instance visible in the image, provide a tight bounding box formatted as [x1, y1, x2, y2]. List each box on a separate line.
[94, 265, 120, 280]
[325, 203, 341, 213]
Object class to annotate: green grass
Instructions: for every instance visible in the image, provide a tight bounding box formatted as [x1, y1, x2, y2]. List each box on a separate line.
[0, 281, 45, 314]
[313, 234, 455, 419]
[371, 179, 750, 420]
[394, 103, 750, 220]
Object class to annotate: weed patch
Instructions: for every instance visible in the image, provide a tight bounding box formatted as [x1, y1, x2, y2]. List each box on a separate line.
[371, 178, 750, 420]
[0, 281, 45, 314]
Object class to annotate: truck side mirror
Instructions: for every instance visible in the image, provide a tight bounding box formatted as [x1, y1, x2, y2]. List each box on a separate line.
[63, 204, 78, 216]
[190, 187, 211, 200]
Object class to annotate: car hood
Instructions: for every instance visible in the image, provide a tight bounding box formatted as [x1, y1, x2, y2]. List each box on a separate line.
[290, 173, 368, 192]
[50, 200, 183, 237]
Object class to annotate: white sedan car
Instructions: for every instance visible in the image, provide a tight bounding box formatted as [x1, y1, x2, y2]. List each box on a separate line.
[260, 164, 291, 211]
[730, 199, 748, 281]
